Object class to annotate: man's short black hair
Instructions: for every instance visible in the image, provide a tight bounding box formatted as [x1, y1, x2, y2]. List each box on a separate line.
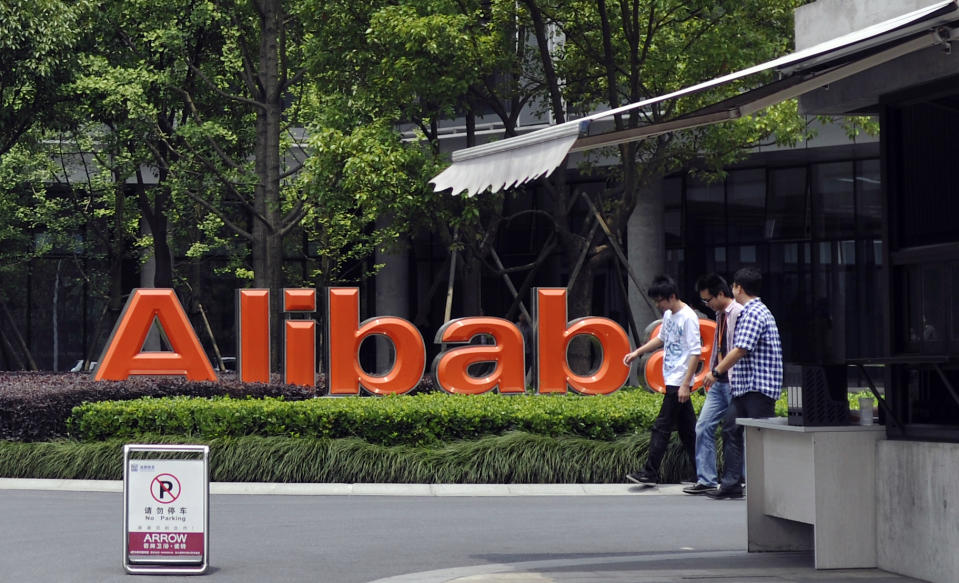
[695, 273, 731, 298]
[733, 267, 762, 297]
[647, 275, 679, 300]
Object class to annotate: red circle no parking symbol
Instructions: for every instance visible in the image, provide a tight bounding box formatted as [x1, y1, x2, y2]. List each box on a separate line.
[150, 473, 181, 503]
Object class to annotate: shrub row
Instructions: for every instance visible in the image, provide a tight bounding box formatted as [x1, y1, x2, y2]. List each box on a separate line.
[0, 373, 316, 441]
[0, 432, 697, 484]
[68, 391, 684, 445]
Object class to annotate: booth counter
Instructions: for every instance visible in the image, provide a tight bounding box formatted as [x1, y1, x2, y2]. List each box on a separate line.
[739, 417, 886, 569]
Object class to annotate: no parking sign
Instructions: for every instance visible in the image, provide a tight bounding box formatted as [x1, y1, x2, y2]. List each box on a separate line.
[123, 444, 209, 574]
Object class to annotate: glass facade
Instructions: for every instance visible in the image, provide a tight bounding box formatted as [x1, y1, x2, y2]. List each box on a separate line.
[663, 157, 884, 367]
[884, 95, 959, 438]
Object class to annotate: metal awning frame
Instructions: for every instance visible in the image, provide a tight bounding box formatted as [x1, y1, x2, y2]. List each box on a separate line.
[571, 26, 955, 153]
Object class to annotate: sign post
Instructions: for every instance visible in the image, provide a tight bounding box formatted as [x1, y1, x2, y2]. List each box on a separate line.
[123, 444, 209, 575]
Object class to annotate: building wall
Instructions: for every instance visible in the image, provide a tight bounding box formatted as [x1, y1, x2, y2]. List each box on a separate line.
[795, 0, 944, 50]
[877, 440, 959, 582]
[796, 0, 959, 115]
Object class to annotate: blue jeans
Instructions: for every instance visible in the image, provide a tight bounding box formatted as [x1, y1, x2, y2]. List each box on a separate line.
[694, 381, 731, 487]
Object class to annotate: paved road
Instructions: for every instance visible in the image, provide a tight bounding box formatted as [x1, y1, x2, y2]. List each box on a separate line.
[1, 486, 743, 583]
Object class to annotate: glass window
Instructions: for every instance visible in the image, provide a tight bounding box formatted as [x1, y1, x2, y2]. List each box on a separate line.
[783, 243, 799, 264]
[922, 266, 946, 348]
[812, 162, 856, 239]
[704, 246, 728, 276]
[819, 242, 832, 265]
[766, 167, 809, 240]
[686, 177, 725, 246]
[856, 159, 882, 237]
[901, 266, 922, 352]
[726, 169, 765, 243]
[768, 243, 812, 363]
[839, 240, 856, 266]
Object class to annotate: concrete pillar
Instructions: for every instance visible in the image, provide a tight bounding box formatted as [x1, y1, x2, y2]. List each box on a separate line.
[877, 440, 959, 583]
[626, 181, 665, 331]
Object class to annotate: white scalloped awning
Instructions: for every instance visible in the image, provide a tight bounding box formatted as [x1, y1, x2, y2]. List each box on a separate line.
[431, 0, 959, 196]
[429, 121, 591, 195]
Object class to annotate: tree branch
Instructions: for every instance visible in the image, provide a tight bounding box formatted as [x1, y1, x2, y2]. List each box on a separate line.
[186, 61, 264, 110]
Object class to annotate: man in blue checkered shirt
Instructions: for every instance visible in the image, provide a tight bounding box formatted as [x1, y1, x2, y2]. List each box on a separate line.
[702, 267, 782, 499]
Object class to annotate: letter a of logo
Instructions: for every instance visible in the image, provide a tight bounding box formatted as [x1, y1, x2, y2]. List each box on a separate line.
[94, 289, 216, 381]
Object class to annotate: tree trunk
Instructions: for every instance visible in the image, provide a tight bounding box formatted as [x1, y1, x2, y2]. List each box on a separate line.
[151, 190, 174, 288]
[251, 0, 287, 370]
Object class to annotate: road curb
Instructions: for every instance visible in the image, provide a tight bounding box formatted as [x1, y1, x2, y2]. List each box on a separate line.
[0, 478, 690, 496]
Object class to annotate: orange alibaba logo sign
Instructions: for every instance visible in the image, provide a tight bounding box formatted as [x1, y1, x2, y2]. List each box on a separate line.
[95, 288, 636, 395]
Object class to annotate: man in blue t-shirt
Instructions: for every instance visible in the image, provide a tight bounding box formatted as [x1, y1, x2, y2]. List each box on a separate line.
[623, 275, 701, 485]
[703, 267, 783, 499]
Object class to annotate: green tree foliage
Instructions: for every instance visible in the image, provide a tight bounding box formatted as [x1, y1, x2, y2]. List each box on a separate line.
[0, 0, 88, 156]
[0, 0, 91, 268]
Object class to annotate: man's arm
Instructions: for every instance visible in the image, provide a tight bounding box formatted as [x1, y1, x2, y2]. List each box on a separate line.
[703, 347, 748, 387]
[623, 336, 664, 365]
[677, 353, 699, 403]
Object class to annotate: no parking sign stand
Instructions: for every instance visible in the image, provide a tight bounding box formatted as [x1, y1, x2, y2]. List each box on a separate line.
[123, 444, 209, 574]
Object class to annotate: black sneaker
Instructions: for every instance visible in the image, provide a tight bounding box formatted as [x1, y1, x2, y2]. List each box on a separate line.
[626, 472, 657, 486]
[682, 483, 717, 495]
[705, 485, 744, 499]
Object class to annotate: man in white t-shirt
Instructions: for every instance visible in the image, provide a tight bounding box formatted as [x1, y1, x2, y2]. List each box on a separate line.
[623, 275, 701, 485]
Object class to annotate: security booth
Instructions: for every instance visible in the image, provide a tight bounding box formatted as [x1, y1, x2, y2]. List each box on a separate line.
[123, 444, 210, 575]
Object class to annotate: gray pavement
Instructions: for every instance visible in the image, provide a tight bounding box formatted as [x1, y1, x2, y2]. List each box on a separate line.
[0, 479, 925, 583]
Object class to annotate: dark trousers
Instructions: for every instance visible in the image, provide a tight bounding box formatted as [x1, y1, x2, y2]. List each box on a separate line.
[719, 391, 776, 489]
[643, 385, 696, 478]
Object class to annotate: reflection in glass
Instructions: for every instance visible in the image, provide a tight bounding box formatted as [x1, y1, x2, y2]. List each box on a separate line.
[812, 162, 856, 239]
[727, 169, 765, 243]
[766, 168, 808, 240]
[687, 177, 725, 245]
[856, 160, 882, 236]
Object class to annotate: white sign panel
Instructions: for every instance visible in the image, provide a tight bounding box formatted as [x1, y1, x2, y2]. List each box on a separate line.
[123, 445, 209, 574]
[127, 459, 205, 561]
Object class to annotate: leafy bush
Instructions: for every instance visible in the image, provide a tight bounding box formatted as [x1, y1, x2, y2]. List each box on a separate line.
[0, 373, 316, 441]
[69, 391, 690, 445]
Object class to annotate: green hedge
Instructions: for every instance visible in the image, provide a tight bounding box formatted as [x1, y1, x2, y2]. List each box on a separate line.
[68, 391, 687, 445]
[69, 389, 856, 446]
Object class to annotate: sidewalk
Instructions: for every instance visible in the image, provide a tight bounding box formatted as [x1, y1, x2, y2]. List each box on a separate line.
[371, 550, 923, 583]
